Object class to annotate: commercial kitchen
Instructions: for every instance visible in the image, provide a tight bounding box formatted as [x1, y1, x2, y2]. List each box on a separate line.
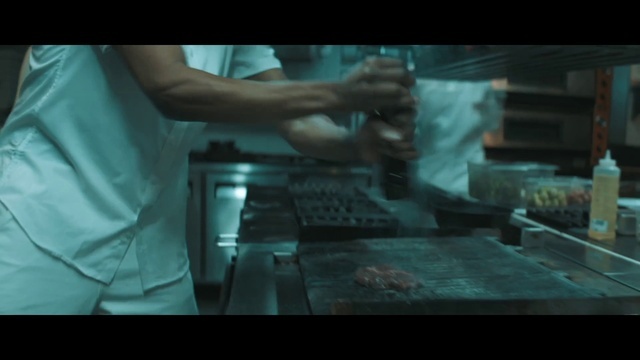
[3, 45, 640, 315]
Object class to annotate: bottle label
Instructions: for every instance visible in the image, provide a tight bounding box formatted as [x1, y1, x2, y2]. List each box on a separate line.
[590, 219, 609, 233]
[589, 174, 619, 238]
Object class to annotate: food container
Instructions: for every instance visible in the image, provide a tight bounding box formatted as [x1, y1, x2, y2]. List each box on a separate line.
[616, 199, 640, 240]
[617, 209, 637, 236]
[524, 177, 593, 209]
[637, 209, 640, 241]
[468, 161, 559, 208]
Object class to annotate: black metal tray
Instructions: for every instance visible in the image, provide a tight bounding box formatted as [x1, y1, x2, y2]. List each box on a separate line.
[240, 210, 297, 225]
[292, 197, 371, 207]
[238, 223, 299, 243]
[293, 200, 389, 216]
[288, 184, 365, 198]
[298, 214, 399, 242]
[526, 207, 590, 229]
[433, 201, 513, 229]
[245, 186, 291, 200]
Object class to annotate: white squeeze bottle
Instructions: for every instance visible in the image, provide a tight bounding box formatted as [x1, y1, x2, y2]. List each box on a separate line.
[588, 150, 621, 241]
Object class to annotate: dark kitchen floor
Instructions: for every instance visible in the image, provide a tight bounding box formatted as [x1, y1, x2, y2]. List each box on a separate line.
[194, 285, 221, 315]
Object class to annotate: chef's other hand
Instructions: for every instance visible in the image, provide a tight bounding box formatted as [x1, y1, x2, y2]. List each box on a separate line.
[337, 56, 417, 113]
[356, 116, 419, 164]
[372, 107, 417, 143]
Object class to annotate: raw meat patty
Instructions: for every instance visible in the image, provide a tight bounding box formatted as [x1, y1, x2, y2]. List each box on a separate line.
[354, 265, 420, 291]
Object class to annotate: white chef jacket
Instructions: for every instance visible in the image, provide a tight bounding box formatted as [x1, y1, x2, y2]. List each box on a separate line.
[0, 45, 281, 291]
[413, 79, 503, 195]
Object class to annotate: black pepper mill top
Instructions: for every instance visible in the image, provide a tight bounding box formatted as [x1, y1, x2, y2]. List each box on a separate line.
[381, 149, 410, 200]
[373, 46, 416, 200]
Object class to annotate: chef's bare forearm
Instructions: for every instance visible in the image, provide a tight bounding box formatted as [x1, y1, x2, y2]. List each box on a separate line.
[155, 75, 343, 124]
[114, 45, 343, 124]
[243, 68, 360, 162]
[278, 114, 359, 162]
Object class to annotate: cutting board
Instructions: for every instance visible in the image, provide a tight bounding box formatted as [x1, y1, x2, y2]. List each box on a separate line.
[298, 237, 610, 315]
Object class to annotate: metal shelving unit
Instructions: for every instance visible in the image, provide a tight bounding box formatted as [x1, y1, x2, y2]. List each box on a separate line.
[411, 45, 640, 167]
[412, 45, 640, 81]
[343, 45, 640, 173]
[593, 68, 614, 165]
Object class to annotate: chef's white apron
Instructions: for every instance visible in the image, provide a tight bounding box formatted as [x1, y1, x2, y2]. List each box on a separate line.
[0, 201, 198, 315]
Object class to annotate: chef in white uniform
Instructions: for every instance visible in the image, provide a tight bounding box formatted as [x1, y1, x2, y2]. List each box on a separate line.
[411, 78, 505, 197]
[0, 45, 417, 314]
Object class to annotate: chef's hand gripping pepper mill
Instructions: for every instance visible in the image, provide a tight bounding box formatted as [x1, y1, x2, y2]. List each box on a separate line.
[375, 46, 417, 200]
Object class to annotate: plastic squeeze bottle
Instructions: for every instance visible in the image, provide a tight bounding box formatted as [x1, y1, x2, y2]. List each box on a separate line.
[588, 150, 621, 241]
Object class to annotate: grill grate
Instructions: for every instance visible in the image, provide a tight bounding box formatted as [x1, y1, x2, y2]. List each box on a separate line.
[298, 237, 605, 315]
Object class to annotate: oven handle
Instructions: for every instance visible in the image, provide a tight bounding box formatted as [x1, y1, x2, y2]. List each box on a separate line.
[216, 234, 239, 248]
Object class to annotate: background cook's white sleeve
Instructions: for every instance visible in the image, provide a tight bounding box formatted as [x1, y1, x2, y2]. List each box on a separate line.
[477, 82, 505, 132]
[229, 45, 282, 79]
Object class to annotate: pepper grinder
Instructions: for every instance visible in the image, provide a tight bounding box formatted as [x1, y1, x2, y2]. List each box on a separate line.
[376, 46, 416, 200]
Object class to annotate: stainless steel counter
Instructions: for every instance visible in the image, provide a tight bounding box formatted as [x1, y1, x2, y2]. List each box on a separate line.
[224, 242, 309, 315]
[223, 195, 640, 315]
[187, 161, 372, 287]
[189, 162, 373, 175]
[511, 212, 640, 293]
[223, 192, 434, 315]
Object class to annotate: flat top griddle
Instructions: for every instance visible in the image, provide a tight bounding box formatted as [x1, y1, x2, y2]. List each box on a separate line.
[298, 237, 606, 315]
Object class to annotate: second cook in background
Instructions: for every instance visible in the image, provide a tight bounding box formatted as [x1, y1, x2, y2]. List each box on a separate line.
[412, 78, 506, 197]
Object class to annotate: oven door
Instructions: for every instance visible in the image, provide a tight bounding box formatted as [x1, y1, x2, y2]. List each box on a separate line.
[186, 171, 203, 282]
[484, 109, 592, 151]
[203, 172, 288, 286]
[505, 70, 596, 98]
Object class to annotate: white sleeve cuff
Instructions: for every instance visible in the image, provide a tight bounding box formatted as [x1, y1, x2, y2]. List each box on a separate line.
[98, 45, 112, 54]
[230, 46, 282, 79]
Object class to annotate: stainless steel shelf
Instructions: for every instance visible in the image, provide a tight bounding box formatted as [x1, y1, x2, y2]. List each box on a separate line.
[412, 45, 640, 80]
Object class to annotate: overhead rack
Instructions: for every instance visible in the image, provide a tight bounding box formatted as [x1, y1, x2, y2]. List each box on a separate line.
[411, 45, 640, 81]
[357, 45, 640, 167]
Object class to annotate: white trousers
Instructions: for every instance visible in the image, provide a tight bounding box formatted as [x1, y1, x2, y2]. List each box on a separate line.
[0, 202, 199, 315]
